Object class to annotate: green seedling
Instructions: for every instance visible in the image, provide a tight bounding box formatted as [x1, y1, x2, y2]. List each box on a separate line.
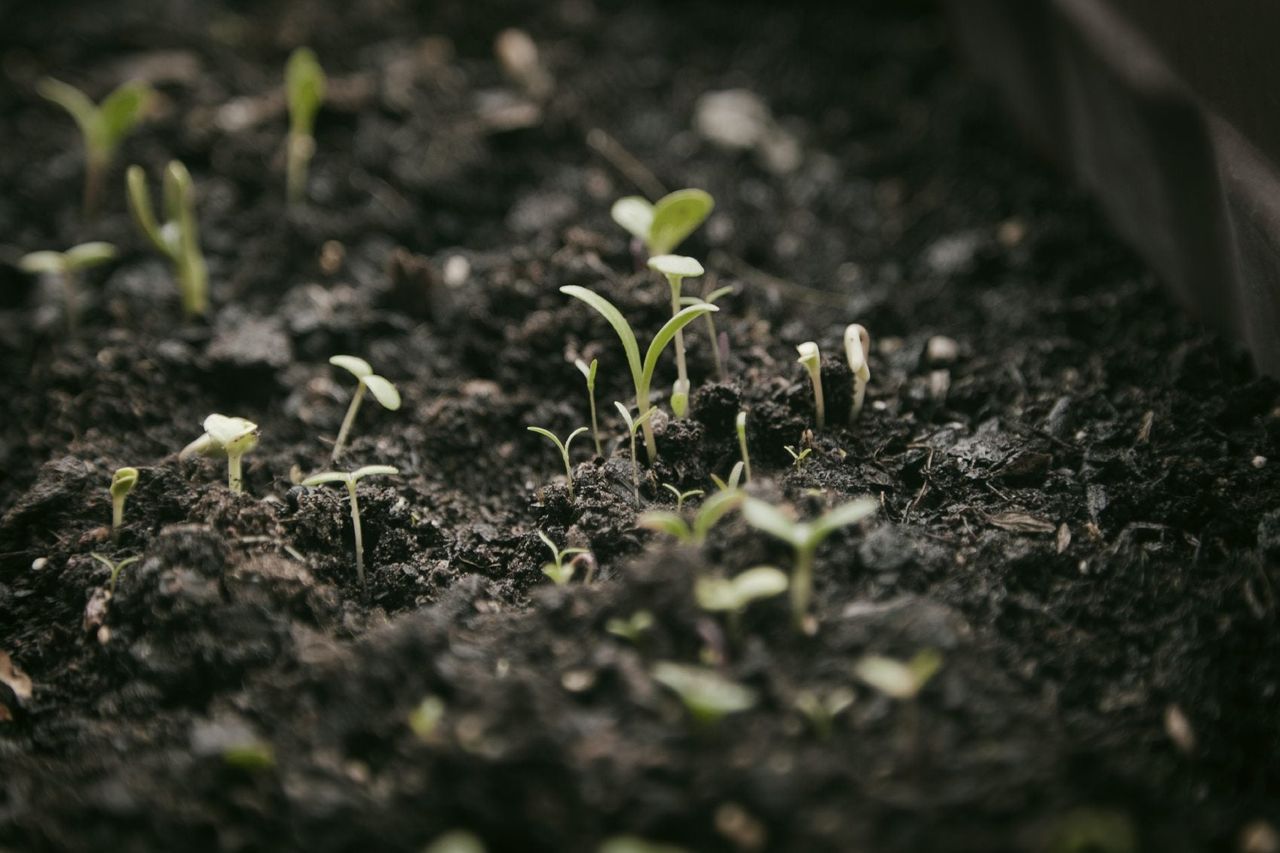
[285, 47, 326, 206]
[424, 831, 487, 853]
[91, 553, 140, 594]
[600, 837, 691, 853]
[710, 461, 745, 493]
[109, 466, 138, 537]
[126, 161, 208, 317]
[561, 285, 716, 462]
[575, 358, 603, 456]
[681, 283, 735, 381]
[638, 489, 743, 545]
[647, 254, 704, 418]
[793, 687, 855, 740]
[1045, 809, 1138, 853]
[527, 426, 589, 500]
[611, 189, 715, 257]
[222, 741, 275, 772]
[605, 609, 654, 644]
[736, 411, 752, 482]
[695, 566, 788, 637]
[844, 324, 871, 421]
[796, 341, 825, 430]
[651, 661, 756, 726]
[613, 402, 656, 506]
[301, 465, 399, 590]
[18, 242, 117, 335]
[740, 496, 878, 629]
[853, 649, 942, 701]
[38, 77, 151, 215]
[180, 414, 260, 493]
[329, 355, 402, 461]
[784, 445, 812, 468]
[408, 695, 446, 742]
[537, 530, 588, 585]
[661, 484, 704, 512]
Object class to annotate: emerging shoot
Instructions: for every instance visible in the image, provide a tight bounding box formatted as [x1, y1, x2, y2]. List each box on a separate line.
[638, 489, 743, 545]
[784, 445, 812, 468]
[793, 688, 855, 740]
[796, 341, 824, 430]
[126, 161, 208, 317]
[285, 47, 327, 206]
[329, 355, 402, 461]
[695, 566, 788, 637]
[606, 610, 655, 644]
[181, 414, 260, 493]
[661, 484, 704, 512]
[574, 357, 603, 456]
[537, 530, 588, 585]
[614, 402, 656, 506]
[91, 553, 141, 594]
[736, 411, 752, 482]
[610, 188, 715, 257]
[682, 283, 735, 381]
[844, 324, 871, 421]
[18, 242, 117, 335]
[651, 662, 756, 726]
[647, 254, 704, 418]
[301, 465, 399, 589]
[709, 461, 745, 493]
[109, 466, 138, 538]
[527, 426, 589, 500]
[853, 649, 942, 701]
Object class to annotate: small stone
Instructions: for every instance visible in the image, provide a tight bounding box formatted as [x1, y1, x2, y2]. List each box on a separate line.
[1252, 455, 1267, 469]
[1164, 703, 1196, 754]
[695, 89, 771, 150]
[926, 335, 959, 365]
[443, 254, 471, 288]
[31, 557, 48, 571]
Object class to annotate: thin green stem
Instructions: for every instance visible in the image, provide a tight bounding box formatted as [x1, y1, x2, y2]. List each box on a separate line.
[561, 447, 575, 500]
[791, 543, 816, 629]
[111, 494, 124, 537]
[630, 429, 641, 507]
[587, 387, 602, 457]
[332, 382, 366, 461]
[287, 132, 314, 206]
[668, 275, 689, 417]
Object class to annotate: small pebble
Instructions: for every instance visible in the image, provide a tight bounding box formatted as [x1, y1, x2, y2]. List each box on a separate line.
[1163, 704, 1196, 754]
[926, 335, 959, 365]
[1252, 455, 1267, 469]
[31, 557, 47, 571]
[1241, 821, 1280, 853]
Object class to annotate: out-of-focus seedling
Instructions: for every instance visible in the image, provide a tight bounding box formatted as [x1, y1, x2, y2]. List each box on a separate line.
[853, 649, 942, 701]
[741, 496, 877, 629]
[682, 283, 735, 381]
[537, 530, 588, 586]
[647, 254, 704, 418]
[109, 466, 138, 538]
[661, 484, 704, 512]
[561, 285, 716, 462]
[1044, 809, 1138, 853]
[651, 661, 756, 727]
[285, 47, 326, 206]
[600, 836, 691, 853]
[126, 161, 208, 318]
[301, 465, 399, 590]
[844, 324, 871, 421]
[695, 565, 788, 636]
[38, 78, 151, 215]
[610, 188, 715, 257]
[180, 414, 260, 493]
[638, 489, 743, 545]
[606, 609, 655, 645]
[575, 358, 603, 456]
[613, 402, 656, 506]
[423, 830, 487, 853]
[328, 355, 402, 462]
[527, 426, 589, 500]
[18, 242, 117, 335]
[736, 411, 752, 482]
[409, 695, 446, 742]
[796, 341, 824, 430]
[221, 741, 275, 772]
[710, 461, 745, 493]
[793, 687, 855, 740]
[784, 445, 811, 468]
[91, 553, 140, 594]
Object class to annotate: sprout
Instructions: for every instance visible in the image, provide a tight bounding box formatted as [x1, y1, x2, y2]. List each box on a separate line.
[681, 283, 735, 381]
[610, 188, 715, 257]
[91, 553, 140, 594]
[18, 242, 117, 335]
[853, 650, 942, 701]
[638, 489, 743, 545]
[423, 831, 487, 853]
[736, 411, 752, 482]
[527, 426, 589, 500]
[328, 355, 402, 462]
[651, 661, 757, 726]
[537, 530, 588, 585]
[661, 484, 704, 512]
[285, 47, 326, 206]
[709, 461, 745, 493]
[408, 695, 446, 742]
[605, 609, 655, 644]
[844, 324, 871, 421]
[796, 341, 824, 430]
[647, 254, 704, 418]
[37, 78, 151, 215]
[740, 496, 878, 629]
[694, 566, 788, 636]
[574, 357, 603, 457]
[784, 445, 812, 468]
[109, 466, 138, 537]
[793, 688, 855, 740]
[180, 414, 260, 493]
[600, 838, 690, 853]
[301, 465, 399, 590]
[613, 402, 656, 506]
[126, 161, 208, 318]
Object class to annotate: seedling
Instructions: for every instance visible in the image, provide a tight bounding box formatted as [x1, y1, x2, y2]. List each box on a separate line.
[423, 831, 486, 853]
[285, 47, 326, 206]
[853, 650, 942, 701]
[710, 461, 745, 493]
[527, 426, 589, 500]
[109, 466, 138, 537]
[740, 496, 878, 629]
[91, 553, 140, 594]
[301, 465, 399, 589]
[638, 489, 743, 545]
[38, 77, 151, 215]
[694, 566, 788, 636]
[796, 341, 825, 430]
[682, 283, 735, 381]
[408, 695, 446, 742]
[736, 411, 752, 482]
[574, 358, 603, 456]
[537, 530, 588, 586]
[18, 242, 117, 335]
[613, 402, 656, 506]
[647, 254, 704, 418]
[605, 609, 654, 644]
[561, 285, 716, 461]
[651, 661, 756, 726]
[610, 188, 715, 257]
[180, 414, 260, 493]
[126, 161, 208, 317]
[328, 355, 402, 461]
[844, 324, 871, 421]
[784, 445, 812, 468]
[601, 837, 690, 853]
[661, 484, 704, 512]
[793, 687, 855, 739]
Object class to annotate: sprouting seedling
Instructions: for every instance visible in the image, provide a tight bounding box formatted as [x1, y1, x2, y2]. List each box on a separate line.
[661, 484, 704, 512]
[601, 837, 691, 853]
[651, 661, 756, 727]
[408, 695, 446, 742]
[647, 254, 704, 418]
[784, 446, 812, 468]
[694, 566, 789, 637]
[793, 687, 855, 740]
[537, 530, 588, 585]
[91, 553, 140, 594]
[613, 402, 656, 506]
[37, 78, 151, 215]
[109, 467, 138, 538]
[853, 649, 942, 701]
[574, 358, 603, 457]
[562, 285, 717, 462]
[610, 188, 715, 258]
[285, 47, 326, 206]
[710, 461, 745, 493]
[682, 283, 735, 381]
[796, 341, 825, 430]
[18, 242, 117, 335]
[639, 489, 743, 545]
[126, 161, 208, 318]
[301, 465, 399, 590]
[423, 831, 487, 853]
[740, 496, 878, 629]
[844, 324, 871, 422]
[527, 426, 589, 500]
[736, 411, 752, 482]
[605, 609, 654, 645]
[180, 414, 260, 493]
[328, 355, 402, 462]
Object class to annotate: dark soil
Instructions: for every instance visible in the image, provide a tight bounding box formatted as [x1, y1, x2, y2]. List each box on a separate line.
[2, 1, 1279, 851]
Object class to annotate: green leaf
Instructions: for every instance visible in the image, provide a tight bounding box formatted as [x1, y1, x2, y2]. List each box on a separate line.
[640, 303, 718, 394]
[18, 251, 66, 274]
[36, 78, 97, 139]
[691, 489, 744, 542]
[695, 567, 787, 612]
[600, 836, 690, 853]
[610, 196, 654, 241]
[647, 254, 704, 279]
[853, 653, 940, 701]
[110, 467, 139, 498]
[286, 47, 326, 136]
[423, 830, 487, 853]
[527, 426, 566, 456]
[98, 81, 151, 151]
[64, 242, 118, 271]
[637, 510, 691, 542]
[648, 189, 714, 255]
[651, 661, 756, 723]
[362, 375, 402, 410]
[811, 497, 878, 542]
[564, 426, 590, 451]
[561, 286, 643, 392]
[126, 165, 168, 254]
[351, 465, 398, 481]
[612, 401, 635, 432]
[301, 471, 351, 487]
[329, 354, 372, 378]
[203, 414, 258, 447]
[740, 498, 804, 548]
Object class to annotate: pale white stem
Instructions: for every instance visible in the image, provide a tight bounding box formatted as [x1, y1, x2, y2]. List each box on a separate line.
[348, 479, 366, 589]
[227, 452, 244, 493]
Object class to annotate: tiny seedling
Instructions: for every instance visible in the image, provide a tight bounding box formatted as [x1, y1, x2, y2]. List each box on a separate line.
[574, 358, 603, 456]
[91, 553, 141, 594]
[736, 411, 752, 482]
[661, 483, 704, 512]
[784, 445, 812, 468]
[647, 254, 704, 418]
[527, 426, 589, 500]
[409, 695, 446, 742]
[694, 566, 788, 637]
[853, 649, 942, 701]
[796, 341, 825, 430]
[605, 610, 654, 644]
[109, 466, 138, 537]
[126, 161, 208, 317]
[611, 188, 715, 257]
[793, 687, 855, 740]
[38, 77, 151, 215]
[423, 831, 487, 853]
[285, 47, 327, 206]
[710, 461, 745, 493]
[329, 355, 402, 461]
[301, 465, 399, 589]
[562, 285, 716, 462]
[601, 837, 691, 853]
[613, 402, 656, 506]
[537, 530, 588, 585]
[18, 242, 117, 335]
[638, 489, 743, 545]
[651, 661, 756, 726]
[740, 496, 878, 629]
[682, 283, 735, 381]
[844, 324, 871, 421]
[180, 414, 260, 493]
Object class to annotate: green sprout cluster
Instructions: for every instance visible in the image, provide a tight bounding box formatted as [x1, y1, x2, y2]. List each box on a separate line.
[127, 161, 208, 318]
[537, 530, 589, 585]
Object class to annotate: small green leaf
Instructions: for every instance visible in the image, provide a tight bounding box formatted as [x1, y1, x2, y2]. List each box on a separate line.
[740, 498, 804, 548]
[640, 303, 718, 394]
[647, 254, 704, 279]
[812, 497, 878, 541]
[648, 189, 714, 255]
[203, 414, 258, 447]
[610, 196, 654, 241]
[18, 251, 66, 275]
[637, 511, 691, 542]
[36, 78, 98, 138]
[285, 47, 326, 136]
[600, 837, 690, 853]
[97, 81, 151, 151]
[408, 695, 445, 741]
[527, 426, 566, 455]
[561, 286, 643, 392]
[362, 375, 402, 411]
[423, 830, 487, 853]
[691, 489, 743, 542]
[351, 465, 399, 481]
[301, 471, 352, 487]
[64, 242, 118, 271]
[110, 467, 139, 499]
[329, 354, 373, 378]
[651, 661, 756, 724]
